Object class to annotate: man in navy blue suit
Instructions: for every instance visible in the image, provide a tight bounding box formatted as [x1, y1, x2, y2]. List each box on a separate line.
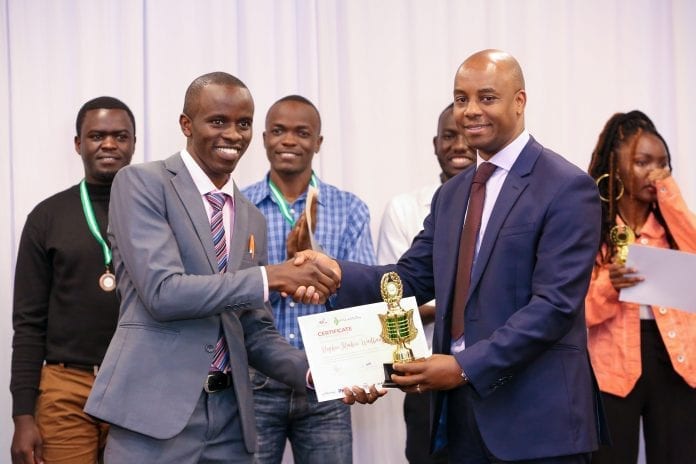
[296, 49, 606, 463]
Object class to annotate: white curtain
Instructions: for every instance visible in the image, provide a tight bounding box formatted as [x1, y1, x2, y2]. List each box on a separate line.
[2, 1, 695, 461]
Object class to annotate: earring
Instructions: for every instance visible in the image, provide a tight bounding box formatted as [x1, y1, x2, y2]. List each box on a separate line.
[595, 173, 624, 202]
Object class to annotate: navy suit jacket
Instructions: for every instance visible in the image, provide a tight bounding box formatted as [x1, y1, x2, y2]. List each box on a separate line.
[335, 137, 605, 460]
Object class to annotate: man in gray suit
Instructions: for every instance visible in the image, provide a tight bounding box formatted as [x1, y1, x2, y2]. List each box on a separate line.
[84, 72, 342, 463]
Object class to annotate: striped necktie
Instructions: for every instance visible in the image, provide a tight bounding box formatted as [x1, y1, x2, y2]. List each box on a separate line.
[205, 192, 230, 373]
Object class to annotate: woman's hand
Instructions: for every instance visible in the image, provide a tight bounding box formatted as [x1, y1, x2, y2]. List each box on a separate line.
[608, 261, 644, 292]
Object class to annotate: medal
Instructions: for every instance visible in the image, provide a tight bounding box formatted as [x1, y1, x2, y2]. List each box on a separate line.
[80, 180, 116, 292]
[99, 270, 116, 292]
[268, 172, 318, 227]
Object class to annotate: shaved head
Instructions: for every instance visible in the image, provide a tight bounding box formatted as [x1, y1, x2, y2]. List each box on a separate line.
[459, 49, 525, 91]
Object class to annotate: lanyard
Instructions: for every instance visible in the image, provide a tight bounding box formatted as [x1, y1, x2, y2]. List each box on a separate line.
[267, 172, 318, 227]
[79, 180, 112, 268]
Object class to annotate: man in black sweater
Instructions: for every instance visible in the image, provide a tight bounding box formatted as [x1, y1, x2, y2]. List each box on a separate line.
[10, 97, 136, 464]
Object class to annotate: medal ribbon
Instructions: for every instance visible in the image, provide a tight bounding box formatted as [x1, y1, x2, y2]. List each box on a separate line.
[79, 179, 112, 268]
[267, 172, 318, 227]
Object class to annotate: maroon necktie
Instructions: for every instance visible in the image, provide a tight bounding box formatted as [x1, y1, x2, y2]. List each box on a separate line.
[451, 162, 497, 339]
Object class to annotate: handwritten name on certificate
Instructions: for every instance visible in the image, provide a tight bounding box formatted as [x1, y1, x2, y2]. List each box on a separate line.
[298, 296, 429, 402]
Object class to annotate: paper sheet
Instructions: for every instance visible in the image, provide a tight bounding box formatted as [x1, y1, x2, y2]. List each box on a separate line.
[620, 244, 696, 313]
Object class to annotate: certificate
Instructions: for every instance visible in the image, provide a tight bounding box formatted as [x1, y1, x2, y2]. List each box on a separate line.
[620, 244, 696, 313]
[298, 296, 429, 402]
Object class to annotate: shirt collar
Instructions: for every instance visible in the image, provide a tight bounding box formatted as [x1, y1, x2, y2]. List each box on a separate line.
[181, 148, 236, 198]
[262, 172, 325, 206]
[617, 211, 664, 240]
[477, 130, 530, 171]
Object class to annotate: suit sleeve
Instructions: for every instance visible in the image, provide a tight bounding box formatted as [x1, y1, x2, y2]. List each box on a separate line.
[109, 166, 266, 322]
[241, 220, 308, 391]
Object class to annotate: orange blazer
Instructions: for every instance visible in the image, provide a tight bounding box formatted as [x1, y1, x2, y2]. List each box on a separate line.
[586, 176, 696, 397]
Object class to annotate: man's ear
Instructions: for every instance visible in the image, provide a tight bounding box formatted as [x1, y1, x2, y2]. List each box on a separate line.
[515, 89, 527, 115]
[179, 113, 192, 137]
[74, 135, 81, 155]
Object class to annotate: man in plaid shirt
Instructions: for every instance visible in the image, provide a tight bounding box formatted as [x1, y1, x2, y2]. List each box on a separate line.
[242, 95, 376, 464]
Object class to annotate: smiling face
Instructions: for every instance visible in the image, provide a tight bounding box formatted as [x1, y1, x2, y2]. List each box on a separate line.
[263, 100, 323, 178]
[179, 83, 254, 188]
[453, 50, 526, 159]
[434, 107, 476, 180]
[618, 132, 669, 205]
[74, 108, 135, 185]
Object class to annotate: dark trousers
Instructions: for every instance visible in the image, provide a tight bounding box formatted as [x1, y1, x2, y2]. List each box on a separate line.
[592, 320, 696, 464]
[404, 392, 448, 464]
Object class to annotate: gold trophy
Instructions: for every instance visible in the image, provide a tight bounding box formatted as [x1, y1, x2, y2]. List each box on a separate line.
[378, 272, 419, 387]
[610, 224, 635, 265]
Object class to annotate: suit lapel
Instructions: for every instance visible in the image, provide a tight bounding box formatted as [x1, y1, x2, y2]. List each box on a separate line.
[467, 138, 541, 298]
[228, 184, 249, 271]
[440, 170, 475, 311]
[166, 153, 219, 274]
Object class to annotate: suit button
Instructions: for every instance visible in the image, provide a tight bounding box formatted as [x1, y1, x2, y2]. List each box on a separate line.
[668, 330, 676, 339]
[658, 307, 668, 315]
[205, 344, 215, 353]
[677, 354, 686, 363]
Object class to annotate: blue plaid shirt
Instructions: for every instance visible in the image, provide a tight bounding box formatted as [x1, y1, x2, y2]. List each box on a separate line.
[242, 174, 376, 349]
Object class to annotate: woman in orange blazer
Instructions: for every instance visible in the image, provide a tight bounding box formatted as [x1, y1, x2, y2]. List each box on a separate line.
[586, 110, 696, 464]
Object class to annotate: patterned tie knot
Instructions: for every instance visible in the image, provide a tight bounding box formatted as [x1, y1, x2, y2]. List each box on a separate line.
[205, 191, 227, 211]
[473, 162, 497, 185]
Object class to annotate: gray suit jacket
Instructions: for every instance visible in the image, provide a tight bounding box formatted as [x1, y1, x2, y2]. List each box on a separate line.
[85, 153, 308, 453]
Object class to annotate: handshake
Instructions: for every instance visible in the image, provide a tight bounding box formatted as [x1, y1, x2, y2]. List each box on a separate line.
[266, 250, 342, 304]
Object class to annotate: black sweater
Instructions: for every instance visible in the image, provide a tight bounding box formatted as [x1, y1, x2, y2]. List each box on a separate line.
[11, 183, 119, 416]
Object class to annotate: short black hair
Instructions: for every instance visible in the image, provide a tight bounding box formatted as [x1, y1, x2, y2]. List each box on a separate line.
[267, 95, 322, 133]
[183, 72, 249, 117]
[75, 96, 135, 137]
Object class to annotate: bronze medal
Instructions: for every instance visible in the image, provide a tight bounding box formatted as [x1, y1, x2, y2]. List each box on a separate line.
[99, 271, 116, 292]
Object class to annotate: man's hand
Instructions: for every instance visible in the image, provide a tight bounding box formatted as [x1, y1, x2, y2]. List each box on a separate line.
[390, 354, 467, 394]
[291, 250, 342, 302]
[293, 250, 341, 281]
[342, 384, 387, 405]
[266, 256, 340, 304]
[286, 196, 318, 259]
[11, 415, 44, 464]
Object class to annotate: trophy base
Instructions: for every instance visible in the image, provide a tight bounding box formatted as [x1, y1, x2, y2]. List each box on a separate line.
[382, 363, 399, 388]
[382, 358, 425, 388]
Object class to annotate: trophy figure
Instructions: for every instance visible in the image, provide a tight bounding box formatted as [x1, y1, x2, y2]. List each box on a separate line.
[610, 224, 635, 265]
[378, 272, 419, 387]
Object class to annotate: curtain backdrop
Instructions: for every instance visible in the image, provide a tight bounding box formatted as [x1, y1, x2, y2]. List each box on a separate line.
[2, 1, 694, 461]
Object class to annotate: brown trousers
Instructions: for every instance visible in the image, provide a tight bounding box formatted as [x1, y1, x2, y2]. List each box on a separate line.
[36, 364, 109, 464]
